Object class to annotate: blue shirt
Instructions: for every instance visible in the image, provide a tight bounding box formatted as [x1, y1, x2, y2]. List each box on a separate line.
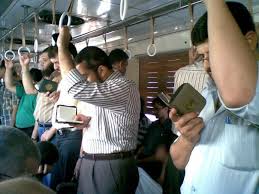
[181, 66, 259, 194]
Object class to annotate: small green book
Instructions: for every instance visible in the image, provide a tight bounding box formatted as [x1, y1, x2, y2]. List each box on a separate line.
[35, 79, 58, 93]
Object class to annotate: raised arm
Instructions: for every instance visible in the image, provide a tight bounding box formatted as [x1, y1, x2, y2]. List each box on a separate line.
[204, 0, 257, 107]
[19, 54, 38, 94]
[4, 60, 16, 93]
[57, 27, 75, 77]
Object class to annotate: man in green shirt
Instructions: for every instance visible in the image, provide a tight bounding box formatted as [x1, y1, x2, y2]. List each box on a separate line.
[4, 59, 42, 137]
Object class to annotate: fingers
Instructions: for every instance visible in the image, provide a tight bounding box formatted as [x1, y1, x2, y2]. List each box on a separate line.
[43, 164, 48, 174]
[174, 112, 199, 130]
[169, 108, 180, 122]
[38, 165, 43, 174]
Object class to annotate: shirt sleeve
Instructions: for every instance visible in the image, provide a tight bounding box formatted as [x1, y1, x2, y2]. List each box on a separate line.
[63, 69, 134, 112]
[218, 65, 259, 126]
[16, 85, 25, 99]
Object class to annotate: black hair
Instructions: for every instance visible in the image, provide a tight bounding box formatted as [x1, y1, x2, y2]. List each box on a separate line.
[109, 49, 129, 65]
[152, 97, 167, 108]
[75, 46, 112, 71]
[37, 141, 59, 165]
[47, 46, 58, 59]
[0, 60, 5, 69]
[29, 68, 43, 82]
[191, 1, 255, 46]
[48, 33, 77, 59]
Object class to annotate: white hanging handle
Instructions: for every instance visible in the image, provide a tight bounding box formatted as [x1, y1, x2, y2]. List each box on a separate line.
[4, 50, 15, 61]
[59, 12, 71, 29]
[18, 47, 31, 57]
[147, 17, 157, 57]
[5, 31, 15, 60]
[120, 0, 128, 21]
[147, 44, 157, 57]
[123, 26, 132, 59]
[34, 39, 39, 53]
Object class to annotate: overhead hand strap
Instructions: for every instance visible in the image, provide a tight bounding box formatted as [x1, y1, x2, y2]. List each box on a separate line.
[248, 0, 253, 15]
[86, 38, 90, 47]
[33, 13, 39, 53]
[124, 26, 131, 59]
[4, 31, 15, 60]
[120, 0, 128, 21]
[147, 17, 157, 57]
[51, 0, 57, 46]
[103, 33, 108, 53]
[188, 0, 194, 47]
[59, 0, 74, 29]
[18, 23, 30, 56]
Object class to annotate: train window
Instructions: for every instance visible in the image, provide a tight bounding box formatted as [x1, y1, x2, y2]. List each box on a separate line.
[139, 51, 189, 115]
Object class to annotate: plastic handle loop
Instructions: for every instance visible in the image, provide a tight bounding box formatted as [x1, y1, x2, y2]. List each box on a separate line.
[124, 49, 132, 60]
[59, 12, 71, 28]
[147, 44, 157, 57]
[120, 0, 128, 21]
[0, 54, 3, 62]
[18, 47, 31, 57]
[34, 39, 39, 53]
[4, 50, 15, 61]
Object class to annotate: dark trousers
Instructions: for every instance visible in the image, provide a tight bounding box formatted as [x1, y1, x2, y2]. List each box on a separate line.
[50, 129, 82, 190]
[16, 126, 34, 137]
[77, 156, 139, 194]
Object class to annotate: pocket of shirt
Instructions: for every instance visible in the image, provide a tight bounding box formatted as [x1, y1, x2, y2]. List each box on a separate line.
[219, 123, 259, 170]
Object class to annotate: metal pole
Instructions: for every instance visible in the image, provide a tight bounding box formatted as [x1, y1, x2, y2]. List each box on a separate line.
[73, 0, 202, 43]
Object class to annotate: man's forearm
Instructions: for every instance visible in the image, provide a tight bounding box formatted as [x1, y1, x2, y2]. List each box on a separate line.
[58, 46, 75, 78]
[5, 68, 16, 93]
[206, 0, 257, 107]
[21, 66, 37, 94]
[170, 136, 195, 170]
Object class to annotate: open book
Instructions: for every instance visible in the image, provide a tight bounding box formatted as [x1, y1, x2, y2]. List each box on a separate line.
[35, 79, 58, 93]
[158, 83, 206, 115]
[56, 105, 83, 124]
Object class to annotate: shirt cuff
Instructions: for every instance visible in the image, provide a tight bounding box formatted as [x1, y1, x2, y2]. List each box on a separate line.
[63, 68, 84, 92]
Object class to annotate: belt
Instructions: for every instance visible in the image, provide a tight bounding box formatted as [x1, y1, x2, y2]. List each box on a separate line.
[82, 151, 134, 160]
[38, 122, 52, 128]
[57, 127, 79, 136]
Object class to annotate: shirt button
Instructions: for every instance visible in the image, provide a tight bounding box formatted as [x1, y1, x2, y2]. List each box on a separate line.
[191, 186, 196, 192]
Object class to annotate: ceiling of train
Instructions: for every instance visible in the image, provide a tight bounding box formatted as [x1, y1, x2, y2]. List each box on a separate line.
[0, 0, 259, 51]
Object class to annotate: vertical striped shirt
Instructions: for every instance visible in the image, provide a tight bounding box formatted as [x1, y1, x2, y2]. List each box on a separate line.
[63, 69, 140, 154]
[174, 62, 209, 93]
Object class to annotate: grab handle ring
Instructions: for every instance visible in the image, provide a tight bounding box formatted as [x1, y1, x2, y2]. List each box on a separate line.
[18, 46, 31, 57]
[147, 44, 157, 57]
[59, 12, 71, 28]
[120, 0, 128, 21]
[4, 50, 16, 61]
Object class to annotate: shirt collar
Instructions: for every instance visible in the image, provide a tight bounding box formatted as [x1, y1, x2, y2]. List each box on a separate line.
[105, 71, 122, 82]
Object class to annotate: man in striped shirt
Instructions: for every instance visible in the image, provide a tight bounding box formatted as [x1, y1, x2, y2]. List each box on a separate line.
[57, 28, 140, 194]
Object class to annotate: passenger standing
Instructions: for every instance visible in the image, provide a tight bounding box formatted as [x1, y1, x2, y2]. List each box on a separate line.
[0, 60, 19, 126]
[170, 1, 259, 193]
[57, 27, 140, 194]
[4, 59, 42, 137]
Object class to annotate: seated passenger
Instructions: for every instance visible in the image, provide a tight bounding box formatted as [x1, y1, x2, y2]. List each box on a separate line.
[0, 177, 55, 194]
[0, 126, 40, 181]
[137, 97, 177, 183]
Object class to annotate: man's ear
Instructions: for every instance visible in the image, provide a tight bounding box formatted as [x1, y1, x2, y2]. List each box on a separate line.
[245, 31, 258, 51]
